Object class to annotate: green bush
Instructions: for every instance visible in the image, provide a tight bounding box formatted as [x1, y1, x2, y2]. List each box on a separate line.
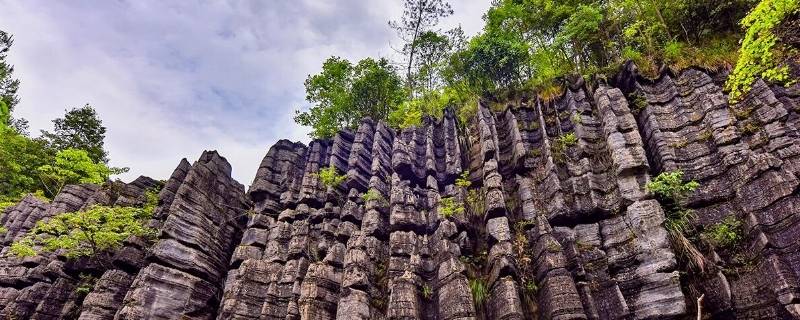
[439, 196, 464, 218]
[455, 170, 471, 188]
[646, 171, 700, 203]
[551, 132, 578, 163]
[703, 216, 743, 248]
[361, 188, 386, 204]
[317, 166, 347, 188]
[726, 0, 799, 102]
[9, 190, 159, 260]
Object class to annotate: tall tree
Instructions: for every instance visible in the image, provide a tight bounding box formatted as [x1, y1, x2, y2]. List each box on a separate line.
[41, 104, 109, 163]
[0, 127, 54, 201]
[389, 0, 453, 96]
[0, 30, 19, 113]
[294, 57, 405, 138]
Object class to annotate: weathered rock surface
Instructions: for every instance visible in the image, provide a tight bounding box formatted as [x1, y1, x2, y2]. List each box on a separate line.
[0, 66, 798, 319]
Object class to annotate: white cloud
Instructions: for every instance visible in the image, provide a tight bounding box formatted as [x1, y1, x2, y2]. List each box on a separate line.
[0, 0, 489, 186]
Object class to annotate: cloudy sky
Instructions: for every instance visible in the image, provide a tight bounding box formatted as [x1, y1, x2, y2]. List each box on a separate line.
[0, 0, 490, 186]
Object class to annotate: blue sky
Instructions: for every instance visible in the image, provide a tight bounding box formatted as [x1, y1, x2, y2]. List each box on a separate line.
[0, 0, 490, 186]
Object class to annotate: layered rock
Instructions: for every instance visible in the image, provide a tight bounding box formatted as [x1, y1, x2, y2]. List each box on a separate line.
[0, 66, 798, 319]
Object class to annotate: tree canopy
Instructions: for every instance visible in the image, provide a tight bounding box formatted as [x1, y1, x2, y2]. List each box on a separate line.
[294, 57, 405, 138]
[294, 0, 794, 136]
[41, 104, 109, 163]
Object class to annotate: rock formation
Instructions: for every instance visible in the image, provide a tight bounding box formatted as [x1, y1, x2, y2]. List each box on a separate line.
[0, 66, 799, 319]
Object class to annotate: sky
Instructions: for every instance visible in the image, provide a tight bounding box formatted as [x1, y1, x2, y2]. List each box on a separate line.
[0, 0, 490, 187]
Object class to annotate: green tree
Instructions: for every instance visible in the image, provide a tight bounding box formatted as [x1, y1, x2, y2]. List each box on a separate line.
[0, 127, 54, 201]
[41, 104, 109, 163]
[448, 30, 530, 97]
[389, 0, 454, 94]
[37, 148, 125, 198]
[0, 30, 19, 113]
[294, 57, 405, 138]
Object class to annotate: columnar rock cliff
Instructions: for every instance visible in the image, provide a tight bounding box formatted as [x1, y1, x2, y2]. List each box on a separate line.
[1, 66, 799, 319]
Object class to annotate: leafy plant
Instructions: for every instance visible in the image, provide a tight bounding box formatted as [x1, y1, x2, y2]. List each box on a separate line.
[438, 196, 464, 218]
[317, 166, 347, 188]
[726, 0, 799, 102]
[703, 216, 743, 248]
[455, 170, 471, 188]
[421, 284, 433, 300]
[551, 132, 578, 163]
[524, 279, 538, 294]
[361, 188, 386, 204]
[37, 148, 126, 198]
[74, 274, 96, 296]
[647, 171, 708, 272]
[9, 203, 156, 262]
[646, 171, 700, 204]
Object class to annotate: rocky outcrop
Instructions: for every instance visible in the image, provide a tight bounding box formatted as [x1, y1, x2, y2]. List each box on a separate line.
[0, 66, 798, 319]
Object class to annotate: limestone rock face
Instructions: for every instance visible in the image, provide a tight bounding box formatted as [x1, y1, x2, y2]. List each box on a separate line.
[0, 66, 799, 319]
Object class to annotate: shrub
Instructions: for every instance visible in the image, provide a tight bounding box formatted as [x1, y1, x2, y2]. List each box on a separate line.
[317, 166, 347, 188]
[551, 132, 578, 163]
[439, 196, 464, 218]
[726, 0, 799, 102]
[703, 216, 743, 248]
[455, 170, 471, 188]
[421, 284, 433, 299]
[646, 171, 699, 203]
[647, 171, 708, 272]
[10, 203, 156, 260]
[361, 188, 385, 204]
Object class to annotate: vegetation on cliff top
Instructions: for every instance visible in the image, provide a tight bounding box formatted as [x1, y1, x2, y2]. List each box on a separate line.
[295, 0, 798, 138]
[1, 28, 127, 205]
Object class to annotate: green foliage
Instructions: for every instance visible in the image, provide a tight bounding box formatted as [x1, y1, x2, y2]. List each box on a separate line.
[0, 100, 8, 129]
[390, 0, 454, 95]
[37, 148, 124, 198]
[295, 57, 405, 138]
[74, 274, 96, 296]
[647, 170, 708, 271]
[421, 284, 433, 300]
[0, 30, 20, 113]
[361, 188, 385, 204]
[465, 188, 486, 217]
[703, 216, 743, 248]
[524, 279, 538, 294]
[438, 196, 464, 218]
[387, 99, 424, 129]
[446, 30, 530, 97]
[0, 127, 54, 200]
[41, 104, 110, 163]
[726, 0, 798, 102]
[10, 204, 155, 260]
[455, 170, 471, 188]
[646, 171, 700, 203]
[468, 277, 488, 308]
[551, 132, 578, 163]
[317, 166, 347, 188]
